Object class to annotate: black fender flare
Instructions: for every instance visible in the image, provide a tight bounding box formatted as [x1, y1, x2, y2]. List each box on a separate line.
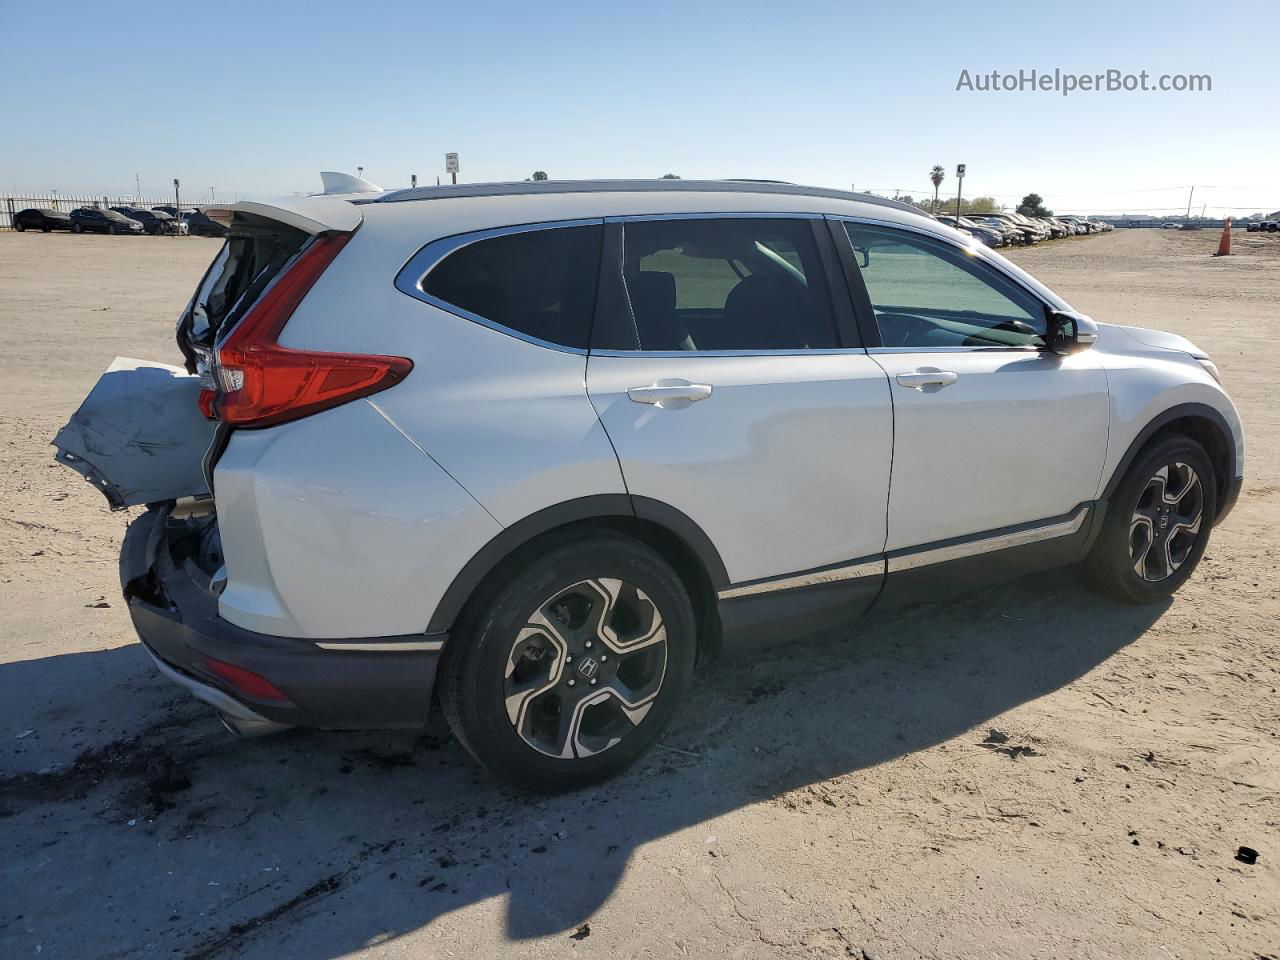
[425, 494, 728, 633]
[1101, 402, 1238, 508]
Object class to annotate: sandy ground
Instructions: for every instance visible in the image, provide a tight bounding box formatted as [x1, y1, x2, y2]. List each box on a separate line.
[0, 229, 1276, 959]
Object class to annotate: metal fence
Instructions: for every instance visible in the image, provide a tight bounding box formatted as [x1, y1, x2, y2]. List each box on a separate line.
[1, 194, 203, 230]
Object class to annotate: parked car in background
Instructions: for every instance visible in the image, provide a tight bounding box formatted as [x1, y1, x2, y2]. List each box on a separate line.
[12, 207, 73, 232]
[936, 214, 1005, 247]
[966, 215, 1023, 245]
[980, 212, 1041, 244]
[110, 207, 181, 235]
[185, 209, 227, 237]
[69, 207, 144, 234]
[54, 179, 1244, 791]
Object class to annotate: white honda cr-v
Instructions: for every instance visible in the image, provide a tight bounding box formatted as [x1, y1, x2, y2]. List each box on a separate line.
[56, 179, 1244, 791]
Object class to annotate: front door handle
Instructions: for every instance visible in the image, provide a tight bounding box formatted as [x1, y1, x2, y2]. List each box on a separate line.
[627, 379, 713, 409]
[895, 369, 959, 390]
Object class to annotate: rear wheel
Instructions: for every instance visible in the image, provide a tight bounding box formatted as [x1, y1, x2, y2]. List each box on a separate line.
[14, 221, 25, 232]
[71, 223, 82, 233]
[41, 225, 50, 233]
[439, 533, 696, 792]
[1086, 435, 1216, 603]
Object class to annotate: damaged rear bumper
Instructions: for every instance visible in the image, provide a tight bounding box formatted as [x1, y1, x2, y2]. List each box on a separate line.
[122, 507, 445, 731]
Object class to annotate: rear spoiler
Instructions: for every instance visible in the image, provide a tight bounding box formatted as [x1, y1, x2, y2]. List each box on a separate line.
[203, 196, 362, 236]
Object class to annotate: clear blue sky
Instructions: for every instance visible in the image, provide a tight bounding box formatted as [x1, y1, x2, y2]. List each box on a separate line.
[2, 0, 1276, 215]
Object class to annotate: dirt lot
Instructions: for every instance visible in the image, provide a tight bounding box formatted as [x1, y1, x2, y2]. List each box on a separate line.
[1, 229, 1277, 959]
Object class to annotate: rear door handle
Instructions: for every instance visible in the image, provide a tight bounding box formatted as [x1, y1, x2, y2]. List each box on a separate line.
[895, 370, 959, 390]
[627, 379, 713, 409]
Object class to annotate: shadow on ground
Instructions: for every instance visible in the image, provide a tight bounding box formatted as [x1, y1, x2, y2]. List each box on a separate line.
[0, 571, 1167, 958]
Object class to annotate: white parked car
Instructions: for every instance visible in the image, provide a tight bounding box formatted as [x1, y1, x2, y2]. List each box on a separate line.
[55, 180, 1244, 791]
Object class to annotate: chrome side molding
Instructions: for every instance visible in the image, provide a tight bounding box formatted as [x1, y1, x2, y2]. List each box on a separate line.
[314, 638, 446, 652]
[886, 505, 1089, 573]
[716, 505, 1091, 601]
[717, 558, 884, 600]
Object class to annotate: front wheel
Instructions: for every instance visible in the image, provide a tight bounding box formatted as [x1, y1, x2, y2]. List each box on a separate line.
[439, 533, 697, 792]
[71, 223, 82, 233]
[1086, 435, 1217, 603]
[14, 221, 25, 232]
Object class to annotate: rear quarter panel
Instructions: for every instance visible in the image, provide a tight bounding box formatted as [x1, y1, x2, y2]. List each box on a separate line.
[272, 202, 627, 527]
[215, 400, 503, 639]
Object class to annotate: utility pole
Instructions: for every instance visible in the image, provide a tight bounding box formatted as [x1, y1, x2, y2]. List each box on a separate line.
[210, 187, 215, 203]
[955, 164, 966, 222]
[1185, 185, 1194, 219]
[135, 173, 141, 200]
[173, 179, 180, 238]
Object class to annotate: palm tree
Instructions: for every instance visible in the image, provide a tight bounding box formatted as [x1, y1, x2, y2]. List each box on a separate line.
[930, 165, 945, 214]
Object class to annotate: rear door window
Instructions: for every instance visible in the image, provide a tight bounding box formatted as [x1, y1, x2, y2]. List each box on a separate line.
[422, 224, 603, 349]
[615, 217, 838, 352]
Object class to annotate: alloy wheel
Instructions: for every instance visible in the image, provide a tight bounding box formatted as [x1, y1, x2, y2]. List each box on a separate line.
[1129, 462, 1204, 581]
[503, 578, 668, 759]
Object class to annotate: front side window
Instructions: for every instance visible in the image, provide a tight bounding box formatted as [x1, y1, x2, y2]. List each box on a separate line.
[423, 224, 603, 350]
[618, 218, 837, 352]
[844, 223, 1046, 349]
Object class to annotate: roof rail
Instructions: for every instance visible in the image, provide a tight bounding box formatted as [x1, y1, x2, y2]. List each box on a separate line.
[373, 179, 926, 216]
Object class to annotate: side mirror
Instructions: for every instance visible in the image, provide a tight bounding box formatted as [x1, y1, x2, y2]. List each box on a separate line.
[1045, 310, 1098, 356]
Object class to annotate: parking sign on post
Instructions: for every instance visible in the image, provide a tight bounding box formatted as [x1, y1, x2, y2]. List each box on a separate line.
[445, 152, 459, 184]
[955, 164, 965, 221]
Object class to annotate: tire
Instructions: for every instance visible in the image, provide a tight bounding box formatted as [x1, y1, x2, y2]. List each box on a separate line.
[109, 224, 120, 235]
[41, 226, 50, 233]
[14, 221, 25, 232]
[72, 223, 82, 233]
[1086, 434, 1217, 603]
[439, 532, 697, 792]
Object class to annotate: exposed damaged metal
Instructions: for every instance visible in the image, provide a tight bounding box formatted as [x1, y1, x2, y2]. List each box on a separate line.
[52, 357, 217, 509]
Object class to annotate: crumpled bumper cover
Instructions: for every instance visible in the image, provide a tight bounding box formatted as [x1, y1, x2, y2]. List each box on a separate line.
[121, 508, 445, 730]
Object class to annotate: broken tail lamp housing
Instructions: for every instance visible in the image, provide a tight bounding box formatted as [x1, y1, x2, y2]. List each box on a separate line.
[199, 232, 412, 428]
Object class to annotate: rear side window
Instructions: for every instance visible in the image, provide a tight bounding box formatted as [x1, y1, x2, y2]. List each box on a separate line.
[423, 224, 603, 350]
[617, 218, 837, 352]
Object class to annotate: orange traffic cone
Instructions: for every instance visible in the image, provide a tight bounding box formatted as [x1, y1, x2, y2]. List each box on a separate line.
[1214, 218, 1232, 256]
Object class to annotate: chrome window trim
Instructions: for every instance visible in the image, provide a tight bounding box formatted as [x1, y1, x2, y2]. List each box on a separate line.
[393, 217, 605, 356]
[592, 347, 869, 359]
[605, 211, 821, 223]
[828, 213, 1061, 323]
[867, 345, 1041, 355]
[715, 505, 1091, 601]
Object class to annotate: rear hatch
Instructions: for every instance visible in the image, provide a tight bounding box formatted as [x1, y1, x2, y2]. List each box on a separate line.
[53, 197, 364, 509]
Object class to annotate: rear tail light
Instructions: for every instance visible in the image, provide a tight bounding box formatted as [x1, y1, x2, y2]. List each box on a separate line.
[199, 232, 412, 428]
